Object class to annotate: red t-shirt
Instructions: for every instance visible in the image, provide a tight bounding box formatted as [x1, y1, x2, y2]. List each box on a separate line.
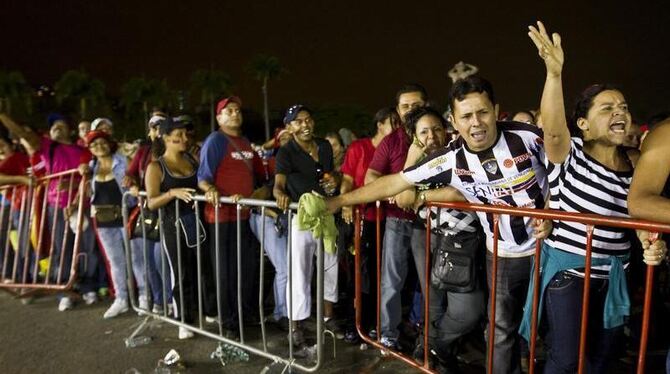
[341, 138, 384, 221]
[367, 127, 415, 220]
[198, 132, 265, 223]
[0, 151, 30, 210]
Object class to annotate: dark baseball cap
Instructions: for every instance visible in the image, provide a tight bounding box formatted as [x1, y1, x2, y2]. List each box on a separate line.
[283, 104, 312, 124]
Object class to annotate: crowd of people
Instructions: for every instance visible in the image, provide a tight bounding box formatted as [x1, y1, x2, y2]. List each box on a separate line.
[1, 21, 669, 373]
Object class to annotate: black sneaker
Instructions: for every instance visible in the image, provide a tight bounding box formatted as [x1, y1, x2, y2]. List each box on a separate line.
[324, 319, 345, 339]
[289, 328, 306, 347]
[344, 330, 359, 344]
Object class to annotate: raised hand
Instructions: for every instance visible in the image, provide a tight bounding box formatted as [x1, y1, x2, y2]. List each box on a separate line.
[528, 21, 564, 77]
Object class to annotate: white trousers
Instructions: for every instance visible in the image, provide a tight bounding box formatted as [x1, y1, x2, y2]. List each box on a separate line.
[286, 218, 338, 321]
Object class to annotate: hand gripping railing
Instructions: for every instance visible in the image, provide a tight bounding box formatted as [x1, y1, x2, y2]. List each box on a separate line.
[122, 191, 330, 372]
[353, 201, 670, 374]
[0, 169, 88, 295]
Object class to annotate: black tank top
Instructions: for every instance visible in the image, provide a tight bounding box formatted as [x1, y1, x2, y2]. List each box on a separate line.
[158, 154, 198, 219]
[92, 179, 123, 227]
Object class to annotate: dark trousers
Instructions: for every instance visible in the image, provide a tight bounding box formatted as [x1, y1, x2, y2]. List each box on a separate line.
[543, 271, 623, 374]
[162, 214, 200, 323]
[208, 220, 258, 329]
[486, 252, 532, 374]
[48, 205, 97, 294]
[429, 231, 486, 359]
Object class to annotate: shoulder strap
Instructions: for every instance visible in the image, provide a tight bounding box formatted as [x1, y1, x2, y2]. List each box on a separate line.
[222, 133, 254, 175]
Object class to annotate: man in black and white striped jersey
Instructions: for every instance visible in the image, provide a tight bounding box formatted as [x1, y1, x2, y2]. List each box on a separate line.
[327, 76, 551, 374]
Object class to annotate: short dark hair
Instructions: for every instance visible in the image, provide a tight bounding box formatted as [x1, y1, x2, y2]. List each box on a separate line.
[569, 83, 620, 137]
[448, 75, 496, 110]
[372, 107, 400, 133]
[395, 83, 428, 104]
[405, 106, 447, 136]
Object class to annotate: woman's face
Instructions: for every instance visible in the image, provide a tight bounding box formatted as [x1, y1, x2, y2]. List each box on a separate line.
[0, 139, 12, 160]
[579, 90, 631, 145]
[88, 137, 112, 158]
[415, 114, 446, 153]
[164, 128, 189, 152]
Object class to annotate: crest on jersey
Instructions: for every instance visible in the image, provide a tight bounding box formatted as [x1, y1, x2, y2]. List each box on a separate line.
[481, 159, 498, 174]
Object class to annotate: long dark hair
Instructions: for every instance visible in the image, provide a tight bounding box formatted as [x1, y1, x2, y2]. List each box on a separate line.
[569, 83, 620, 137]
[151, 137, 166, 159]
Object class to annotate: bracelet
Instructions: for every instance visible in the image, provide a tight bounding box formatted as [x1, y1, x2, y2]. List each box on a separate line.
[419, 192, 427, 204]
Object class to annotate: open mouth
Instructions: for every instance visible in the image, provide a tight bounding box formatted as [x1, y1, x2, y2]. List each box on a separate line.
[471, 129, 487, 142]
[301, 129, 312, 136]
[609, 120, 626, 134]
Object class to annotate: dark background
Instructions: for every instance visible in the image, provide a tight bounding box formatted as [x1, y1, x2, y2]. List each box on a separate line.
[2, 0, 669, 139]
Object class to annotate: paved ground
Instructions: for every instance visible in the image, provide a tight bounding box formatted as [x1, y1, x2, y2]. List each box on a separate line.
[1, 290, 666, 373]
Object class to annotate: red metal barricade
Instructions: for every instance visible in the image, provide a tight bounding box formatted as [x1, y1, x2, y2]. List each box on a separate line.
[0, 169, 88, 295]
[354, 201, 670, 374]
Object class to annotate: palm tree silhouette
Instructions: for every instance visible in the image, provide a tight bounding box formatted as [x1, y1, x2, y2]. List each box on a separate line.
[190, 69, 232, 133]
[54, 70, 105, 120]
[247, 55, 286, 140]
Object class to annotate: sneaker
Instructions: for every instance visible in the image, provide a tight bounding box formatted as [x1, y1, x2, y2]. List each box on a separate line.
[103, 299, 129, 319]
[289, 327, 306, 347]
[58, 296, 73, 311]
[82, 291, 97, 305]
[151, 304, 163, 314]
[344, 330, 360, 344]
[205, 316, 220, 324]
[267, 316, 290, 332]
[368, 329, 377, 340]
[178, 327, 194, 340]
[324, 318, 345, 339]
[379, 336, 400, 356]
[138, 295, 149, 311]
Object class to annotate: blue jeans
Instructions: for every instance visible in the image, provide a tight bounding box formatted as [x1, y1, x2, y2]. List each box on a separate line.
[485, 252, 532, 374]
[543, 271, 623, 374]
[47, 205, 97, 295]
[96, 226, 146, 301]
[380, 217, 414, 340]
[131, 237, 169, 305]
[250, 213, 288, 320]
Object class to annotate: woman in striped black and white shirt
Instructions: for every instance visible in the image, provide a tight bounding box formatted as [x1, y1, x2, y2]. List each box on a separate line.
[521, 21, 668, 374]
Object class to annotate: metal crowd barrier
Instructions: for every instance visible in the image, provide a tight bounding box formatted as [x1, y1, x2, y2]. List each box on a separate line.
[353, 201, 670, 374]
[0, 169, 88, 297]
[122, 191, 333, 372]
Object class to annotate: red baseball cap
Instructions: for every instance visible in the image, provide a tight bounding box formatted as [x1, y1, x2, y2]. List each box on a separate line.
[216, 96, 242, 115]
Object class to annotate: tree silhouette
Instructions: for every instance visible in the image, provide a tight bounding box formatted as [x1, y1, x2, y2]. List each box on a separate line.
[54, 70, 105, 120]
[190, 69, 232, 133]
[120, 77, 172, 127]
[0, 70, 31, 116]
[247, 55, 286, 140]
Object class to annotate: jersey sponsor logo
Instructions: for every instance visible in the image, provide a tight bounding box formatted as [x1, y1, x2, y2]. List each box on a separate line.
[455, 168, 476, 176]
[232, 151, 254, 160]
[481, 158, 498, 174]
[462, 169, 537, 199]
[535, 137, 544, 145]
[503, 153, 531, 168]
[426, 156, 447, 169]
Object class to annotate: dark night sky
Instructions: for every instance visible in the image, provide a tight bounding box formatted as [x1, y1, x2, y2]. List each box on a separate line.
[3, 0, 670, 121]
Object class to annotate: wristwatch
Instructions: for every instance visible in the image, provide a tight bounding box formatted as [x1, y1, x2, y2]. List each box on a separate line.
[419, 192, 427, 205]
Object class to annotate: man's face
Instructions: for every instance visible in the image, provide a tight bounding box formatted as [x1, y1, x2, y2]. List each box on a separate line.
[397, 91, 426, 122]
[414, 114, 446, 154]
[50, 120, 70, 142]
[216, 102, 243, 131]
[287, 111, 315, 142]
[449, 92, 499, 152]
[78, 121, 90, 139]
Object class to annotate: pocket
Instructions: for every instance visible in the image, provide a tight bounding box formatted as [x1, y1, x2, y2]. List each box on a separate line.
[178, 212, 206, 248]
[547, 271, 578, 292]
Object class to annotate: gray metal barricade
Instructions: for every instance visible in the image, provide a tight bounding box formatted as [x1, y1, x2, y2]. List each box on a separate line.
[122, 191, 332, 372]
